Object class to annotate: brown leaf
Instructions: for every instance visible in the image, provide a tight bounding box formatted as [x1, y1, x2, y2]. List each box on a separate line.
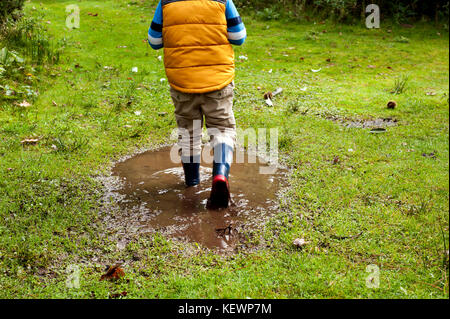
[109, 291, 127, 299]
[100, 265, 125, 281]
[332, 156, 340, 165]
[263, 91, 273, 100]
[87, 12, 98, 17]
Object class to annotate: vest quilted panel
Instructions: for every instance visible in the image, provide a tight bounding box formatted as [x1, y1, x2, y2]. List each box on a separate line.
[162, 0, 235, 93]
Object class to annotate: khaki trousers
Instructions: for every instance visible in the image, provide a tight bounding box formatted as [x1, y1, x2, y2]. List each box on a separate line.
[170, 82, 236, 157]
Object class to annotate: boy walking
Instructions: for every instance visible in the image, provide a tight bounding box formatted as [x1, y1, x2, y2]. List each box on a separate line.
[148, 0, 246, 208]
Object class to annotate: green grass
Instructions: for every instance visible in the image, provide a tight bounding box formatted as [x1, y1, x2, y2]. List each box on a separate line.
[0, 0, 448, 298]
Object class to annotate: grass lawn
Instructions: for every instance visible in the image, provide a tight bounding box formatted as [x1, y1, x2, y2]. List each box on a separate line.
[0, 0, 448, 298]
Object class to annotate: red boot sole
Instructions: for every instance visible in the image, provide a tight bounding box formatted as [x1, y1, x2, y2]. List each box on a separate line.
[207, 175, 230, 209]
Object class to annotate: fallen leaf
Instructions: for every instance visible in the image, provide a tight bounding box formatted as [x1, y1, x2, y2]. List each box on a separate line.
[263, 92, 273, 100]
[52, 101, 57, 106]
[109, 291, 127, 299]
[293, 238, 309, 248]
[100, 265, 125, 281]
[87, 12, 98, 17]
[273, 88, 283, 96]
[367, 65, 376, 69]
[426, 92, 436, 96]
[21, 138, 40, 145]
[332, 156, 340, 164]
[19, 100, 31, 107]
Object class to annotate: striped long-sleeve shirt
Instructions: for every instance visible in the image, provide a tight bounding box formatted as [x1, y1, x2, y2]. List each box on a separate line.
[147, 0, 246, 50]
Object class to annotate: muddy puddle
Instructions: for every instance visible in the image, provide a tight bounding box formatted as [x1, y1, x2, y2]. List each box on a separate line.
[105, 146, 287, 252]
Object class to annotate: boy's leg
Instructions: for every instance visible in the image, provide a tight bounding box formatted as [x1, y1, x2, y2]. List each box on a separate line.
[201, 82, 236, 208]
[170, 87, 203, 187]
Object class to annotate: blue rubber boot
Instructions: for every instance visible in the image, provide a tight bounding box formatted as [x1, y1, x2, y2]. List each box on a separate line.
[208, 143, 233, 209]
[181, 155, 200, 187]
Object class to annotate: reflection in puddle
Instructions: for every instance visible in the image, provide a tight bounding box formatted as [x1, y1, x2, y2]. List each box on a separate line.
[110, 146, 287, 251]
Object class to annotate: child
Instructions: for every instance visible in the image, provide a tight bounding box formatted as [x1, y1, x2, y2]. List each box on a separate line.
[148, 0, 246, 208]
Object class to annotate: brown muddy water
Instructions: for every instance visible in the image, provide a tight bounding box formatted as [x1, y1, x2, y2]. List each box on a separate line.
[106, 146, 287, 252]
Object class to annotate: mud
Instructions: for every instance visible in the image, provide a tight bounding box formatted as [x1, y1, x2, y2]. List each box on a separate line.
[341, 117, 398, 129]
[105, 146, 287, 252]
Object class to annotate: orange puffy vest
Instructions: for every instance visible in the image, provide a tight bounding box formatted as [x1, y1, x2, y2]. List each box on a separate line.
[162, 0, 235, 93]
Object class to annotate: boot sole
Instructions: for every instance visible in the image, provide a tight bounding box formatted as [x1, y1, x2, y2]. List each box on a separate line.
[207, 175, 230, 209]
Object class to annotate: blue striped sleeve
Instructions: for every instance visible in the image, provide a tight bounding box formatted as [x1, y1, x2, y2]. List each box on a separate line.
[148, 1, 163, 50]
[226, 0, 246, 45]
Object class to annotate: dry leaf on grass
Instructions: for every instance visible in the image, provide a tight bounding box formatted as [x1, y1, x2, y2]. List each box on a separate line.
[21, 138, 40, 145]
[293, 238, 309, 248]
[18, 100, 31, 107]
[109, 291, 127, 299]
[100, 265, 125, 281]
